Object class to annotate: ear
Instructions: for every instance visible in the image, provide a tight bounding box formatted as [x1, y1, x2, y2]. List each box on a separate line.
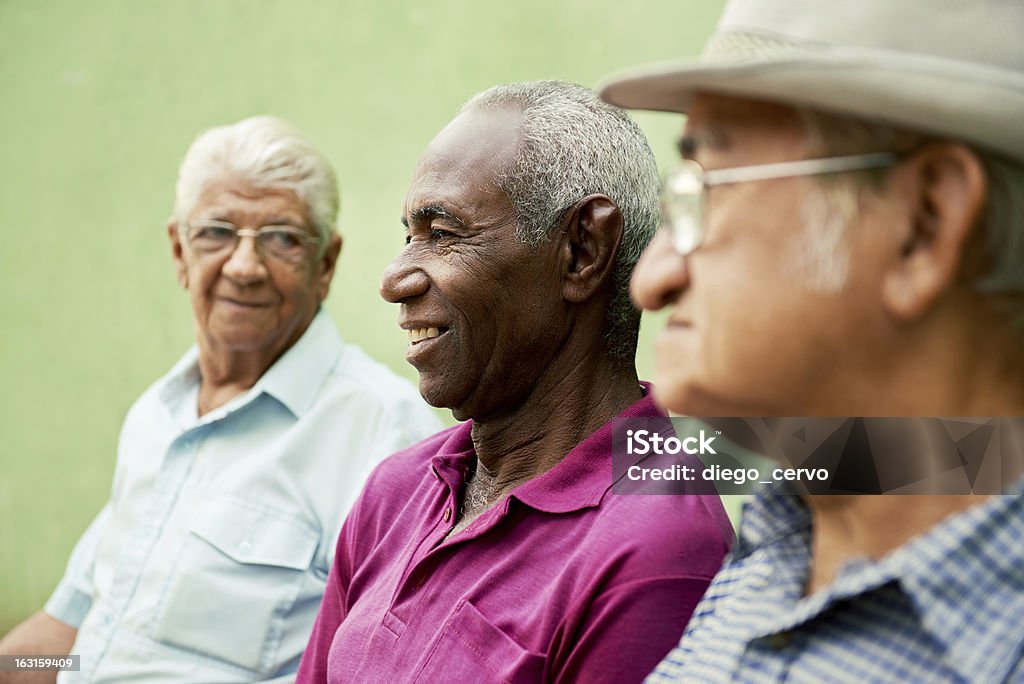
[881, 143, 987, 320]
[167, 219, 189, 289]
[315, 233, 344, 301]
[558, 195, 624, 304]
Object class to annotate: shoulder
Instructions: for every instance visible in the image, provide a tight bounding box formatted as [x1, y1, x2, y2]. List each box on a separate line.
[360, 424, 464, 492]
[119, 346, 198, 429]
[585, 491, 734, 582]
[338, 424, 464, 547]
[321, 340, 438, 421]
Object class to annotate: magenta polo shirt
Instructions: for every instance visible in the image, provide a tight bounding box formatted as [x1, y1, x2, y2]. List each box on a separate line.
[297, 388, 732, 683]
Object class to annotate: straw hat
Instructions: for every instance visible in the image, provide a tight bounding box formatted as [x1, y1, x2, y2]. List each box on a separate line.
[599, 0, 1024, 161]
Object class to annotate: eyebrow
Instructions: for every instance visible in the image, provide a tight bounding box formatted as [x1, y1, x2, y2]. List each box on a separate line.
[195, 214, 303, 226]
[402, 204, 467, 229]
[676, 128, 726, 159]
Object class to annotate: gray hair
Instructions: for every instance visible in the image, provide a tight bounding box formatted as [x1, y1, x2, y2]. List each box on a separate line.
[460, 81, 660, 360]
[173, 115, 339, 247]
[797, 110, 1024, 329]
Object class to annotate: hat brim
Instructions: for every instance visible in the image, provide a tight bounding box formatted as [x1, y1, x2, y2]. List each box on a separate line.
[599, 51, 1024, 162]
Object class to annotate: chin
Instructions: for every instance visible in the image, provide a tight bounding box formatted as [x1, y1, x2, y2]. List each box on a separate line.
[418, 377, 480, 423]
[214, 334, 276, 353]
[650, 381, 690, 416]
[650, 375, 729, 417]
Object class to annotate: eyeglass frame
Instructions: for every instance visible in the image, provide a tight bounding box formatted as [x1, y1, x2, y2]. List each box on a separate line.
[660, 151, 900, 255]
[181, 219, 323, 264]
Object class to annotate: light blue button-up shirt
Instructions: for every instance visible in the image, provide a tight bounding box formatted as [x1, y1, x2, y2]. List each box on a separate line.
[45, 310, 442, 682]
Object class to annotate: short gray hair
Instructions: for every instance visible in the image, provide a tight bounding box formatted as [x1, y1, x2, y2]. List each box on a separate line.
[799, 109, 1024, 328]
[173, 115, 339, 246]
[461, 81, 660, 360]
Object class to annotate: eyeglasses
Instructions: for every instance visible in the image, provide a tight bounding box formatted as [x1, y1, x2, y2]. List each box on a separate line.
[661, 152, 899, 255]
[184, 220, 321, 264]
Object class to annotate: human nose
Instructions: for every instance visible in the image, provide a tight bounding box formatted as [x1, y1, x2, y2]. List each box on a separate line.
[379, 249, 430, 303]
[630, 229, 691, 311]
[221, 233, 269, 284]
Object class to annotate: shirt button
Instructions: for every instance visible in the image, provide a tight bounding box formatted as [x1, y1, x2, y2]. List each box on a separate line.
[765, 631, 793, 650]
[443, 508, 451, 522]
[238, 540, 252, 554]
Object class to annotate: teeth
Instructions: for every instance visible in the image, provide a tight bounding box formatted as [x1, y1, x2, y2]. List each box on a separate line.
[407, 327, 441, 344]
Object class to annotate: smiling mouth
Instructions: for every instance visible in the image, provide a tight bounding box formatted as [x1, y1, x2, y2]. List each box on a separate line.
[408, 327, 450, 344]
[222, 298, 273, 308]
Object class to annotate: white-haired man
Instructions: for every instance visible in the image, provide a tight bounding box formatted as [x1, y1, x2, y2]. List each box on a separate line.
[600, 0, 1024, 682]
[0, 116, 441, 683]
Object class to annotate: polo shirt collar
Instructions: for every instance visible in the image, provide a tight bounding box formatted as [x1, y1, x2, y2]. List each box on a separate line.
[513, 383, 665, 514]
[427, 383, 665, 515]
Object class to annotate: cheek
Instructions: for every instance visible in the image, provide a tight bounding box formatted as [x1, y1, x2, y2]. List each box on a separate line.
[188, 263, 218, 302]
[274, 265, 318, 303]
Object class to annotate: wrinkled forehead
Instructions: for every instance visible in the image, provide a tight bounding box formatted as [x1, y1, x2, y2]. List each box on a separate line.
[405, 106, 524, 217]
[191, 176, 310, 223]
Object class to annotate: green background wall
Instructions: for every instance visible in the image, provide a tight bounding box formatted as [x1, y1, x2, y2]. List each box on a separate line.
[0, 0, 726, 630]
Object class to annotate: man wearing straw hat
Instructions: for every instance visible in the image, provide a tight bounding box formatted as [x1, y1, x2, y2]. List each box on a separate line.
[600, 0, 1024, 681]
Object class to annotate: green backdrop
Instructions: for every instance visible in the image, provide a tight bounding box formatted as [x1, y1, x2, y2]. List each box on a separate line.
[0, 0, 727, 630]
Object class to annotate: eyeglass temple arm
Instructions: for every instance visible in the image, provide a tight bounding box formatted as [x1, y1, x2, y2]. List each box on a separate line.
[703, 152, 899, 186]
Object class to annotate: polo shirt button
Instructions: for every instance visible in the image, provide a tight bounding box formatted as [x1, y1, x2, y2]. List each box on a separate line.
[443, 508, 451, 522]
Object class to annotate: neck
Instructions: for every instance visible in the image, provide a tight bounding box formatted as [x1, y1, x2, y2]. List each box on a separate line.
[806, 298, 1024, 593]
[195, 349, 270, 416]
[802, 300, 1024, 594]
[804, 494, 986, 595]
[468, 354, 641, 491]
[824, 293, 1024, 416]
[194, 318, 311, 415]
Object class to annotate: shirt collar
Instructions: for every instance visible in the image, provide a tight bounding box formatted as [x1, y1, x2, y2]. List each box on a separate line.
[892, 479, 1024, 684]
[252, 308, 343, 418]
[156, 308, 343, 422]
[427, 383, 665, 515]
[513, 382, 665, 514]
[735, 476, 1024, 680]
[732, 483, 810, 560]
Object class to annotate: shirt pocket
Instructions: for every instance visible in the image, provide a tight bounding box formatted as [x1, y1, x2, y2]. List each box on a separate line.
[152, 499, 319, 674]
[414, 598, 547, 684]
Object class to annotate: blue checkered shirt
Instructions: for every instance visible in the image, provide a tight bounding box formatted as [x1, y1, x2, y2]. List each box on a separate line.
[648, 481, 1024, 683]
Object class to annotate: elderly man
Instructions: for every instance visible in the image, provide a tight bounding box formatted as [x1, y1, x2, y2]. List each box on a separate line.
[0, 116, 441, 683]
[296, 81, 732, 683]
[599, 0, 1024, 682]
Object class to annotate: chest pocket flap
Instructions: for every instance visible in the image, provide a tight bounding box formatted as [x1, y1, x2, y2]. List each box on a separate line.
[190, 500, 318, 570]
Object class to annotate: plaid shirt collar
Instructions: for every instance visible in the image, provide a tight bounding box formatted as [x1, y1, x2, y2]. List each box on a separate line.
[733, 480, 1024, 683]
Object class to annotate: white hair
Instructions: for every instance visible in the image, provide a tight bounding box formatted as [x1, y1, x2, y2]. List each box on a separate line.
[796, 109, 1024, 328]
[460, 81, 660, 360]
[173, 116, 339, 248]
